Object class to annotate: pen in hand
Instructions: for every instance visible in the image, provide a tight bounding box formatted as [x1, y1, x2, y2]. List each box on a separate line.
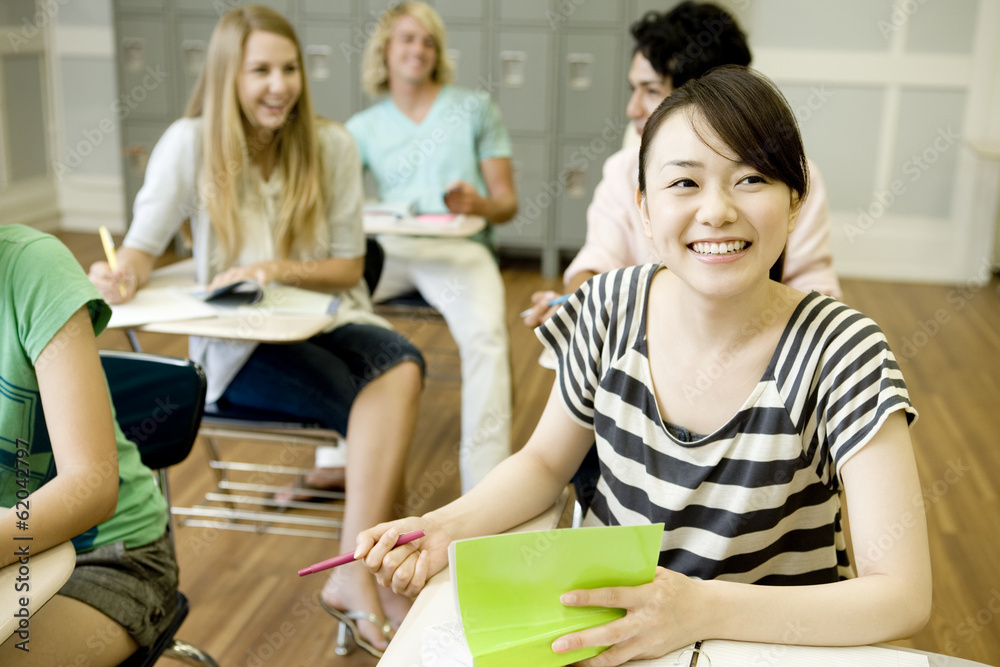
[297, 529, 425, 576]
[520, 294, 570, 319]
[99, 225, 127, 297]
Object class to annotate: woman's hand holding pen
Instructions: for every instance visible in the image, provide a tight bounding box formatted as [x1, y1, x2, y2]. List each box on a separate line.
[354, 516, 452, 598]
[522, 290, 564, 327]
[553, 567, 704, 666]
[88, 261, 138, 305]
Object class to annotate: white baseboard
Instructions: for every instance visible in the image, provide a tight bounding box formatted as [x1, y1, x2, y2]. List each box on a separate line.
[831, 212, 990, 285]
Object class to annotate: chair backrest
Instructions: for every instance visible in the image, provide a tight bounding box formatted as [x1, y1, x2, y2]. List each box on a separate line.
[99, 351, 207, 471]
[364, 236, 384, 296]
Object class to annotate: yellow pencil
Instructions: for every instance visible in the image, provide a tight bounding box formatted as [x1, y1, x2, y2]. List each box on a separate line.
[99, 226, 127, 297]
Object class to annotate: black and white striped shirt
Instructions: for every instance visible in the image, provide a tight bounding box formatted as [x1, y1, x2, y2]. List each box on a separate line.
[538, 265, 916, 585]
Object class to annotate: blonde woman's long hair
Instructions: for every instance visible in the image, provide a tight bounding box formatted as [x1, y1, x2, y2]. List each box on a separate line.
[185, 5, 326, 268]
[361, 1, 455, 98]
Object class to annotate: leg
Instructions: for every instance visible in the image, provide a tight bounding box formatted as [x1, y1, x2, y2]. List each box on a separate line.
[408, 239, 513, 492]
[280, 239, 418, 499]
[321, 359, 423, 652]
[0, 595, 138, 666]
[221, 328, 425, 652]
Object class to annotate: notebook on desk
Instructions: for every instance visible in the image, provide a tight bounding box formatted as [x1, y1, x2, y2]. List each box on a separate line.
[107, 282, 339, 329]
[429, 525, 663, 667]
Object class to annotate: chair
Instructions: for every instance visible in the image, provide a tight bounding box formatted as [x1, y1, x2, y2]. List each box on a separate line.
[123, 313, 348, 541]
[187, 406, 346, 540]
[98, 350, 218, 667]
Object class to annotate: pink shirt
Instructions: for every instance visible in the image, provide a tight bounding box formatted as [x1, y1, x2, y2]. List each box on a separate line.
[563, 146, 842, 298]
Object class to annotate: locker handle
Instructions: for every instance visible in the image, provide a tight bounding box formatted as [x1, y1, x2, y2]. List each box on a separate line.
[565, 167, 587, 198]
[567, 53, 594, 91]
[181, 40, 207, 77]
[499, 50, 526, 88]
[123, 144, 150, 175]
[121, 37, 146, 74]
[305, 45, 332, 81]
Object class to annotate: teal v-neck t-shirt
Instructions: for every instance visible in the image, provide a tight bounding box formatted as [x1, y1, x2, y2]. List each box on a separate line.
[346, 85, 512, 248]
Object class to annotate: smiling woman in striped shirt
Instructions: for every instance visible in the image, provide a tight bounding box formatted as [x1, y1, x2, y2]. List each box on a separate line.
[353, 66, 931, 666]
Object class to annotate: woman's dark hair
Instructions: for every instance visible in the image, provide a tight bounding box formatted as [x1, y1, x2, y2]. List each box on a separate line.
[638, 65, 808, 204]
[631, 2, 751, 89]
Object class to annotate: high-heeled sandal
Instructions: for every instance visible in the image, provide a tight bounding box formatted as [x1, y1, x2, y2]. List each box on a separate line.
[319, 596, 392, 658]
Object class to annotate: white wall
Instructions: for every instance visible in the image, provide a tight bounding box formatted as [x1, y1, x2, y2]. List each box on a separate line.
[50, 0, 127, 233]
[0, 0, 59, 231]
[727, 0, 1000, 283]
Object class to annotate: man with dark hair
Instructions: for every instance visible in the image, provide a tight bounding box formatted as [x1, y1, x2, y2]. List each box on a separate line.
[524, 2, 840, 326]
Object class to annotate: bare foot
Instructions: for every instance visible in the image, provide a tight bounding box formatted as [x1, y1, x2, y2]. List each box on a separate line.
[321, 567, 390, 653]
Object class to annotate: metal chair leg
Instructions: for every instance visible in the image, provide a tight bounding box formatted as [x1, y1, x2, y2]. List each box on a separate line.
[163, 640, 221, 666]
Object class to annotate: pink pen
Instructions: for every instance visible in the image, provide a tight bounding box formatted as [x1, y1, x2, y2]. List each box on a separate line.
[297, 530, 425, 576]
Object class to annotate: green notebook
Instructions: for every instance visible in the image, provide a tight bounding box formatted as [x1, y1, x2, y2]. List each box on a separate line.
[448, 524, 664, 666]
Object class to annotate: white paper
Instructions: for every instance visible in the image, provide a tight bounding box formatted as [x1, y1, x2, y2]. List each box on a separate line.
[107, 287, 217, 329]
[421, 620, 473, 667]
[635, 640, 929, 667]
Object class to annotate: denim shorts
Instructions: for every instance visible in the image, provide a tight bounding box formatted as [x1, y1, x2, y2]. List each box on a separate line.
[219, 323, 426, 434]
[58, 531, 179, 649]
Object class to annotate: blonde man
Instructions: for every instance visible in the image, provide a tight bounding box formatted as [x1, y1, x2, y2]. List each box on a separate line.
[349, 2, 519, 492]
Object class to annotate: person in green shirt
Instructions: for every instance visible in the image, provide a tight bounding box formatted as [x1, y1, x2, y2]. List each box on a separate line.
[0, 225, 177, 665]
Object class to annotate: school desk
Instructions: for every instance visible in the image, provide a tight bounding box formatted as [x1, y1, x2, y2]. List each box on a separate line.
[376, 513, 990, 667]
[106, 259, 345, 540]
[108, 258, 336, 343]
[363, 213, 486, 238]
[0, 541, 76, 643]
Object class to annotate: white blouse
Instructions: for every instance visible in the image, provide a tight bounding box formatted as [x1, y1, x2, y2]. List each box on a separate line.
[124, 117, 389, 402]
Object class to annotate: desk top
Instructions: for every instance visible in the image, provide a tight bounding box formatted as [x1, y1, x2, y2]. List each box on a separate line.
[364, 213, 486, 238]
[377, 502, 990, 667]
[0, 541, 76, 643]
[109, 259, 336, 343]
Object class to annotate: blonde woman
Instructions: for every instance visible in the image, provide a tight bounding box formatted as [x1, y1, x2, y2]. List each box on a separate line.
[348, 1, 519, 493]
[89, 5, 422, 657]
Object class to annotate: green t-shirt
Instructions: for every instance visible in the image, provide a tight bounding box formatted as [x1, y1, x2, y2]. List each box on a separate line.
[0, 225, 167, 552]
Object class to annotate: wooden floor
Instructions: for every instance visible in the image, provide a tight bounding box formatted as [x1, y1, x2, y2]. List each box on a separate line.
[60, 232, 1000, 666]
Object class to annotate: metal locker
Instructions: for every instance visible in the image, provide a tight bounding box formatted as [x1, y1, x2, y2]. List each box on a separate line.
[120, 122, 169, 224]
[554, 137, 618, 249]
[175, 15, 217, 109]
[432, 0, 487, 21]
[300, 0, 354, 19]
[114, 0, 165, 10]
[493, 29, 552, 134]
[443, 27, 486, 91]
[560, 33, 622, 136]
[116, 17, 174, 122]
[496, 139, 549, 247]
[496, 0, 553, 24]
[175, 0, 295, 15]
[300, 22, 357, 124]
[552, 0, 623, 27]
